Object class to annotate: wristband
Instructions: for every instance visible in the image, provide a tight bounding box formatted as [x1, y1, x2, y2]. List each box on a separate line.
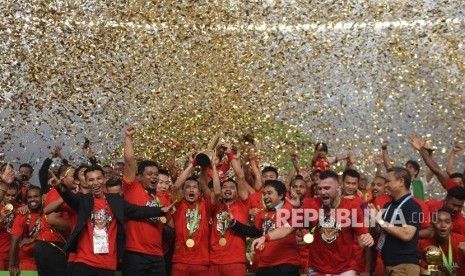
[227, 152, 235, 161]
[264, 233, 271, 242]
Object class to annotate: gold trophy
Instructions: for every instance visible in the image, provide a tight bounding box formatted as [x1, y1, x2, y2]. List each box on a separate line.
[421, 246, 443, 276]
[195, 133, 223, 167]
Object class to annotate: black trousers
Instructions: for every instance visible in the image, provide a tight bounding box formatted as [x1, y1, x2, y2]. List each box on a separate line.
[34, 240, 67, 276]
[122, 250, 166, 276]
[256, 264, 300, 276]
[71, 262, 114, 276]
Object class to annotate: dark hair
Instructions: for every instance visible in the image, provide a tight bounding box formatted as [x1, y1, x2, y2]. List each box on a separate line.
[261, 166, 278, 178]
[387, 167, 412, 190]
[264, 180, 287, 201]
[74, 165, 89, 180]
[106, 178, 122, 188]
[342, 168, 360, 182]
[137, 160, 159, 176]
[158, 168, 170, 176]
[103, 165, 113, 169]
[19, 163, 34, 172]
[450, 173, 463, 180]
[57, 164, 74, 178]
[446, 186, 465, 201]
[84, 165, 105, 179]
[290, 175, 306, 187]
[221, 178, 238, 190]
[405, 160, 420, 177]
[183, 176, 199, 189]
[314, 142, 328, 153]
[432, 208, 453, 221]
[373, 175, 387, 184]
[6, 182, 19, 193]
[319, 170, 339, 184]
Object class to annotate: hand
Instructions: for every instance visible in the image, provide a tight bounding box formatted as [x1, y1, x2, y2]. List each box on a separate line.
[295, 230, 306, 246]
[53, 146, 63, 159]
[249, 208, 262, 216]
[125, 125, 137, 138]
[222, 142, 232, 154]
[0, 164, 15, 185]
[251, 236, 266, 253]
[374, 154, 383, 165]
[290, 152, 299, 164]
[458, 242, 465, 254]
[299, 167, 309, 179]
[348, 152, 356, 164]
[19, 237, 35, 248]
[286, 191, 301, 208]
[161, 202, 177, 214]
[357, 233, 374, 247]
[8, 265, 20, 276]
[210, 150, 219, 168]
[381, 140, 389, 149]
[408, 132, 426, 151]
[452, 144, 463, 153]
[48, 170, 63, 188]
[0, 207, 12, 220]
[17, 205, 28, 215]
[224, 204, 234, 224]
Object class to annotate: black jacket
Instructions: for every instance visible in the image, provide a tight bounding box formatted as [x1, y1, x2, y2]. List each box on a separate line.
[56, 185, 165, 260]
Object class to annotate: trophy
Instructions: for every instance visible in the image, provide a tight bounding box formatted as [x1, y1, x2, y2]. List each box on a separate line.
[421, 246, 443, 276]
[195, 133, 223, 167]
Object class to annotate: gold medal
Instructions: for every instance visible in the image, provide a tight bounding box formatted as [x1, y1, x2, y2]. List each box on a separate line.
[186, 238, 195, 248]
[159, 217, 167, 223]
[219, 237, 227, 246]
[4, 203, 13, 212]
[303, 233, 314, 244]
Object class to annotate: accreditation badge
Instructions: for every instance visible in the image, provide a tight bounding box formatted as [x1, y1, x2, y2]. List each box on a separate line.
[93, 227, 109, 254]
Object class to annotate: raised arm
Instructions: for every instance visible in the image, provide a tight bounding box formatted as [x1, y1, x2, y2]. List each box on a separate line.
[172, 158, 195, 199]
[210, 150, 221, 205]
[381, 140, 393, 170]
[446, 144, 462, 176]
[0, 164, 15, 203]
[123, 125, 137, 182]
[284, 152, 299, 191]
[248, 152, 262, 192]
[374, 154, 383, 177]
[408, 133, 449, 188]
[229, 145, 249, 200]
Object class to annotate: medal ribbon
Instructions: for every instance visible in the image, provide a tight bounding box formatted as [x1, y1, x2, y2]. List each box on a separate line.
[92, 198, 109, 231]
[220, 204, 229, 238]
[439, 235, 453, 275]
[263, 212, 276, 235]
[188, 202, 199, 238]
[26, 212, 41, 238]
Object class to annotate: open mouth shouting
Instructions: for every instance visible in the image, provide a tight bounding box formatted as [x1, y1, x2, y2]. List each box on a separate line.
[264, 198, 273, 209]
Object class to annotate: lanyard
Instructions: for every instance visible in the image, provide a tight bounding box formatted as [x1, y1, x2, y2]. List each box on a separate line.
[188, 202, 199, 238]
[382, 195, 412, 222]
[26, 212, 41, 238]
[439, 235, 453, 274]
[219, 203, 229, 237]
[92, 198, 110, 231]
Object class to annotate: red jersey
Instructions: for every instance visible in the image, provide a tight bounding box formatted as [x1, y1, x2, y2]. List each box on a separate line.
[373, 194, 391, 210]
[302, 197, 368, 274]
[445, 178, 462, 190]
[0, 204, 17, 260]
[75, 197, 117, 270]
[413, 197, 431, 229]
[210, 198, 250, 265]
[254, 202, 300, 268]
[122, 178, 170, 256]
[11, 211, 41, 264]
[172, 198, 213, 265]
[426, 199, 465, 236]
[249, 190, 264, 210]
[419, 233, 465, 275]
[206, 159, 230, 182]
[37, 188, 74, 243]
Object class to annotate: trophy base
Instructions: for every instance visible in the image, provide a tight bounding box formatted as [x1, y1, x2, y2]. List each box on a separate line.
[420, 265, 443, 276]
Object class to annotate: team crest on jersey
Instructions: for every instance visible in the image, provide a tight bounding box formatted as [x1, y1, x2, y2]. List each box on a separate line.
[5, 213, 14, 233]
[186, 208, 201, 233]
[216, 211, 229, 234]
[318, 215, 341, 244]
[262, 218, 275, 235]
[146, 198, 162, 223]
